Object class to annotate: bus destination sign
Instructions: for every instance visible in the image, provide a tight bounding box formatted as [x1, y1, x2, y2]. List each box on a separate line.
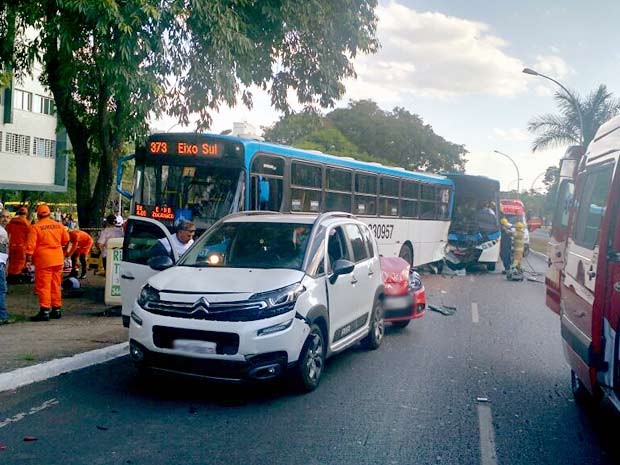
[148, 140, 220, 157]
[135, 204, 175, 221]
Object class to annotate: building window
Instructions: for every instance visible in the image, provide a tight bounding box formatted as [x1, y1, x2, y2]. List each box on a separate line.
[33, 137, 56, 158]
[13, 89, 33, 111]
[5, 132, 31, 155]
[33, 94, 56, 115]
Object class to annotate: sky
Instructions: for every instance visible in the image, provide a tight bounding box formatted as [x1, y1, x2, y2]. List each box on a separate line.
[153, 0, 620, 192]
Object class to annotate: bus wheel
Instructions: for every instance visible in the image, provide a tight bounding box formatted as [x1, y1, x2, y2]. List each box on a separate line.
[399, 243, 414, 267]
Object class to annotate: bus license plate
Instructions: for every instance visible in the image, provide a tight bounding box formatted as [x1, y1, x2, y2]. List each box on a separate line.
[173, 339, 217, 355]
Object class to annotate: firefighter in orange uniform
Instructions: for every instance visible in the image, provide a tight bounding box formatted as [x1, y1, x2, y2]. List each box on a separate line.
[25, 205, 70, 321]
[66, 229, 94, 278]
[5, 206, 31, 282]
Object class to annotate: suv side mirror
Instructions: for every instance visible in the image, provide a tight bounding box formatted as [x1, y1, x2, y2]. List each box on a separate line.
[148, 255, 174, 271]
[329, 259, 355, 284]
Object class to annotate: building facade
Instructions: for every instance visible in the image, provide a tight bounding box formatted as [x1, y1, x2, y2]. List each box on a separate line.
[0, 66, 69, 192]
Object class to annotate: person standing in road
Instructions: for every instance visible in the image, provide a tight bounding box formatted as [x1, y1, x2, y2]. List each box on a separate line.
[25, 205, 70, 321]
[500, 217, 513, 274]
[0, 208, 10, 324]
[150, 220, 196, 258]
[66, 229, 94, 278]
[96, 214, 124, 270]
[5, 206, 31, 283]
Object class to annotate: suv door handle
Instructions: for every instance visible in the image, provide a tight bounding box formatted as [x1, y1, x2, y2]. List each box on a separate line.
[121, 274, 135, 280]
[368, 269, 374, 276]
[350, 276, 358, 284]
[587, 265, 596, 279]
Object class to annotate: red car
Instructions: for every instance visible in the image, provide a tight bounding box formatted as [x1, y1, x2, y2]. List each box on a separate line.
[380, 256, 426, 328]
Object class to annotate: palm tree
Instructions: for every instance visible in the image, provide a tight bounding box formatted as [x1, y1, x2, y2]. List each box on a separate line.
[528, 84, 620, 152]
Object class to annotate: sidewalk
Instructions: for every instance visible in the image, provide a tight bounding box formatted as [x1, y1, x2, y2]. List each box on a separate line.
[0, 274, 127, 375]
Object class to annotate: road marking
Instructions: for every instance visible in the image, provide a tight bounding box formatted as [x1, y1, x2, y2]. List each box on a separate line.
[471, 302, 479, 323]
[470, 276, 475, 282]
[0, 398, 59, 429]
[477, 403, 498, 465]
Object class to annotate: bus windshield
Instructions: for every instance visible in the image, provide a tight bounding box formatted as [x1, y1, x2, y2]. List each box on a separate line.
[137, 164, 243, 230]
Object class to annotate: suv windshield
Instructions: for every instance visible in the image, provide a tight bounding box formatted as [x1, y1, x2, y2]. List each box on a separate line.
[179, 221, 313, 270]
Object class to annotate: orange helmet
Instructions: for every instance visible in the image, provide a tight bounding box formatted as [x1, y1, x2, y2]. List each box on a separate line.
[37, 204, 51, 217]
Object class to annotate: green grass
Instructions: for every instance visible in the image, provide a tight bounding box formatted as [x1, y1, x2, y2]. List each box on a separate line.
[10, 313, 28, 323]
[21, 353, 37, 362]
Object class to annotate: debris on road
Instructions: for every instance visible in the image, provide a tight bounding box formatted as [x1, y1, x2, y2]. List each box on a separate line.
[476, 397, 489, 403]
[428, 304, 457, 316]
[23, 436, 37, 442]
[96, 425, 109, 431]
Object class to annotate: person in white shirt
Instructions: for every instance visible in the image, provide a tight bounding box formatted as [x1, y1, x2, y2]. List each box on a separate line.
[0, 209, 10, 323]
[151, 220, 196, 258]
[96, 214, 124, 269]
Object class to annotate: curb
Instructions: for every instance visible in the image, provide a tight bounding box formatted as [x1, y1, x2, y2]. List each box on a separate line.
[0, 342, 128, 393]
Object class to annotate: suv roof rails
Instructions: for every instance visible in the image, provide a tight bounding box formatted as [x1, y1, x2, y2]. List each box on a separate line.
[223, 210, 282, 220]
[315, 211, 357, 224]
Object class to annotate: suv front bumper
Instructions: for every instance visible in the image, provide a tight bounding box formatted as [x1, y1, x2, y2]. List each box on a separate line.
[129, 303, 309, 381]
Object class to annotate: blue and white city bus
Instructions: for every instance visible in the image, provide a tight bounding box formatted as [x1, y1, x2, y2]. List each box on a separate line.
[117, 133, 455, 326]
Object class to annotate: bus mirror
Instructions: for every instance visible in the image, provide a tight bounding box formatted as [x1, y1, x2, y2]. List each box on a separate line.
[148, 255, 174, 271]
[116, 154, 135, 199]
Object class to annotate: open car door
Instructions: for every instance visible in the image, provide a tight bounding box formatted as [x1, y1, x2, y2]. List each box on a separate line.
[120, 216, 178, 327]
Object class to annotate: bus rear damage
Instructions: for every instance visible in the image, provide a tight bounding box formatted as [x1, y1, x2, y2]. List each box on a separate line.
[444, 174, 500, 271]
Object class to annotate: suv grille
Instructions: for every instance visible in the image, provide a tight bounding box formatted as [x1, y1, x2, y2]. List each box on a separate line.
[143, 298, 270, 322]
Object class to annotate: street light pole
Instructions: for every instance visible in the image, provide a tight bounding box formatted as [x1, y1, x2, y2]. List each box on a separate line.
[493, 150, 521, 193]
[522, 67, 585, 146]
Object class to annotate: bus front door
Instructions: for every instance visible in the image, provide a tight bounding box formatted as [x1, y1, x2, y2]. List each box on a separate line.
[120, 217, 179, 327]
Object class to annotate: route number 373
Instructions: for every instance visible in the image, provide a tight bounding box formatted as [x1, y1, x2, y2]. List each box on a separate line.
[368, 224, 394, 239]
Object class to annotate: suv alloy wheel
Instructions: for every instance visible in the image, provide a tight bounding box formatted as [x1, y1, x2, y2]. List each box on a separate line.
[361, 300, 384, 350]
[291, 324, 326, 392]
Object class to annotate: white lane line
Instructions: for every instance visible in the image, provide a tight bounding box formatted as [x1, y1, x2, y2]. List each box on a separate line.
[471, 302, 479, 324]
[477, 403, 498, 465]
[0, 342, 128, 393]
[0, 398, 59, 429]
[470, 276, 475, 282]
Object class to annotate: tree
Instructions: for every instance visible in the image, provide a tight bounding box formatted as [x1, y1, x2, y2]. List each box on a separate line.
[528, 85, 620, 153]
[1, 1, 379, 226]
[263, 99, 467, 173]
[328, 100, 467, 172]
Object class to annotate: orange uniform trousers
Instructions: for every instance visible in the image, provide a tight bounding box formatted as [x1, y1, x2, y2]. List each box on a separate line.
[26, 217, 70, 309]
[5, 216, 31, 275]
[35, 265, 63, 309]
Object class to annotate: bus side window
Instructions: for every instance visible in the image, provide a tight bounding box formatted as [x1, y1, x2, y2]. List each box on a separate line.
[291, 162, 322, 212]
[250, 154, 285, 211]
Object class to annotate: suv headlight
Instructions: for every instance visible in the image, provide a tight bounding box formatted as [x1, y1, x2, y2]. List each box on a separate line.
[137, 284, 160, 308]
[250, 282, 306, 318]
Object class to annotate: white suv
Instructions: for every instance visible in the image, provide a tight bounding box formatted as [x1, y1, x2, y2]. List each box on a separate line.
[128, 212, 384, 392]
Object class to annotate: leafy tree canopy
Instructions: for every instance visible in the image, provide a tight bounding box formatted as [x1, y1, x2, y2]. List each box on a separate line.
[1, 1, 378, 226]
[263, 99, 467, 173]
[528, 85, 620, 153]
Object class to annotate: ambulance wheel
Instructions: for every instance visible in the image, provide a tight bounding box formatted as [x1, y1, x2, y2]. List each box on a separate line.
[486, 263, 496, 272]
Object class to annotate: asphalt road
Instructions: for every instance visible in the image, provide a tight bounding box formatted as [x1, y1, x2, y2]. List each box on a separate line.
[1, 254, 619, 465]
